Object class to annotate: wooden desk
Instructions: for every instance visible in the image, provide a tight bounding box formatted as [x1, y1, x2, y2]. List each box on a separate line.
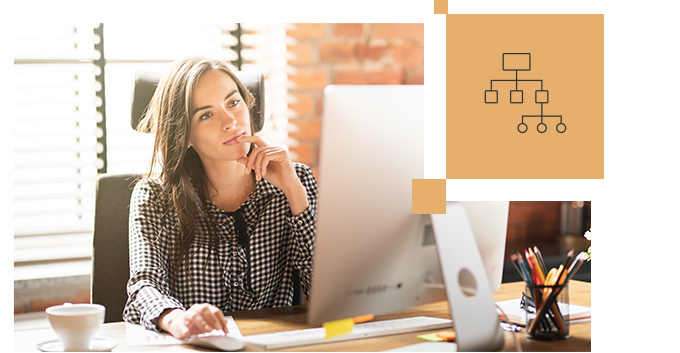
[14, 281, 590, 352]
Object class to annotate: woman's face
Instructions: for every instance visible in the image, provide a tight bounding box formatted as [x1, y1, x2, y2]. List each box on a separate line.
[188, 69, 252, 164]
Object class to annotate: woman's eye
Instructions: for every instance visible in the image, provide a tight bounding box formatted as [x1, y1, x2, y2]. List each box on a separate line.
[228, 99, 241, 107]
[199, 112, 212, 120]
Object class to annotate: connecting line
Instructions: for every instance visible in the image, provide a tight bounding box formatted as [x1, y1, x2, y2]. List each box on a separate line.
[489, 79, 543, 90]
[518, 103, 566, 133]
[519, 114, 563, 122]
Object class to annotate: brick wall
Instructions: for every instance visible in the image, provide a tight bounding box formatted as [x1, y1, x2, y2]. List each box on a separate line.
[286, 23, 424, 177]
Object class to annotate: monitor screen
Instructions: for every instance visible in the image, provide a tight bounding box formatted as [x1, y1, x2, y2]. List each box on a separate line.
[308, 85, 507, 350]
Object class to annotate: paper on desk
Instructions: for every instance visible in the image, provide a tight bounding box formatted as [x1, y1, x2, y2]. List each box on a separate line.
[496, 298, 591, 326]
[126, 316, 242, 346]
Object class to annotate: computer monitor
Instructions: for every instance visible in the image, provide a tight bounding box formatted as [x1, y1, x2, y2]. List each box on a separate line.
[308, 85, 507, 351]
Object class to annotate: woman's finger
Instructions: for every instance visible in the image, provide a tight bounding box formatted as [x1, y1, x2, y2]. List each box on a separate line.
[259, 147, 285, 177]
[237, 135, 269, 148]
[253, 147, 271, 180]
[186, 305, 218, 333]
[210, 306, 228, 333]
[199, 305, 227, 333]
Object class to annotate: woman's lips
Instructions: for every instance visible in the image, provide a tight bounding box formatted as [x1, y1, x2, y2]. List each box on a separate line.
[223, 131, 246, 145]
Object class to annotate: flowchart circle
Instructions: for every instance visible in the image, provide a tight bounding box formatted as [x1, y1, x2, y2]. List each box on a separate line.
[517, 123, 528, 133]
[537, 123, 547, 133]
[556, 123, 567, 133]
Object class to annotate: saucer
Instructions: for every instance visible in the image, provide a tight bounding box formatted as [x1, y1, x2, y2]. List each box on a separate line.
[37, 337, 118, 352]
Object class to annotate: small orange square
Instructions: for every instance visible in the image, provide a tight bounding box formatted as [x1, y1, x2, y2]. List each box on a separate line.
[434, 0, 448, 15]
[412, 179, 446, 214]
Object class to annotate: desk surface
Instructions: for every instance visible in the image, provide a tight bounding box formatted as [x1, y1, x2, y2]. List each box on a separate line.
[14, 281, 590, 352]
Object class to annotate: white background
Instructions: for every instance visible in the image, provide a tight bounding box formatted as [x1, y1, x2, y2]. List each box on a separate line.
[4, 1, 679, 351]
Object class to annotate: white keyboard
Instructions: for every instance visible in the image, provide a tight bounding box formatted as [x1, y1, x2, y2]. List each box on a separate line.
[240, 316, 453, 350]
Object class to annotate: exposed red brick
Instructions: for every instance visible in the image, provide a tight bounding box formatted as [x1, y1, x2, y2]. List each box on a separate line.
[356, 44, 388, 62]
[371, 23, 424, 41]
[334, 23, 364, 37]
[392, 44, 425, 67]
[335, 70, 404, 85]
[289, 68, 329, 90]
[319, 42, 355, 63]
[288, 23, 327, 39]
[289, 93, 315, 116]
[405, 67, 424, 84]
[289, 118, 322, 141]
[288, 42, 315, 66]
[290, 143, 315, 165]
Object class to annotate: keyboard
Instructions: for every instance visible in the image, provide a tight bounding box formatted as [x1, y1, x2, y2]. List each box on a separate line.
[240, 316, 453, 350]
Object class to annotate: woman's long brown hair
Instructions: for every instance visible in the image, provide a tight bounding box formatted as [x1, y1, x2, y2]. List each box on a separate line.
[137, 56, 255, 286]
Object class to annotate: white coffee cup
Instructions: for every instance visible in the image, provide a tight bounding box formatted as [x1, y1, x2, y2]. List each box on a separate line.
[45, 303, 105, 351]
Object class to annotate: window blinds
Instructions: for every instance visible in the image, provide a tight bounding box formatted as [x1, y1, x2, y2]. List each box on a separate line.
[14, 23, 289, 265]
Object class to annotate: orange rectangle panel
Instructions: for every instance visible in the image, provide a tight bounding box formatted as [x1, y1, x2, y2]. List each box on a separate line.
[503, 53, 531, 71]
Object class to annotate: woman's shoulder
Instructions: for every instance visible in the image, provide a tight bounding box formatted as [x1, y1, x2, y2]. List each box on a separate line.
[292, 162, 313, 177]
[133, 178, 162, 194]
[131, 178, 166, 206]
[292, 163, 318, 196]
[293, 163, 317, 183]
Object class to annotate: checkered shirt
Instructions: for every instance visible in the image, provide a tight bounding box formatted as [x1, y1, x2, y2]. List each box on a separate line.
[123, 163, 317, 332]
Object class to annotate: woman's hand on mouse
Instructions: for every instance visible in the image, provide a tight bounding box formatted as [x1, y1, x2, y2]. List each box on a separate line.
[159, 304, 228, 339]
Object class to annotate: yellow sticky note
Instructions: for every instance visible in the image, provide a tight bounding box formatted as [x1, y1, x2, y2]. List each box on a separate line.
[323, 318, 354, 338]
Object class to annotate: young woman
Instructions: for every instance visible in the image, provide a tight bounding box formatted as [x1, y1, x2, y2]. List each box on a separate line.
[123, 56, 317, 339]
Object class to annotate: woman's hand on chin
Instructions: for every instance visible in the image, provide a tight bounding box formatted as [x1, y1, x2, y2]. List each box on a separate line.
[236, 135, 309, 216]
[235, 135, 298, 193]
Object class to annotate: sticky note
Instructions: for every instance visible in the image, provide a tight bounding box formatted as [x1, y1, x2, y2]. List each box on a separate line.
[323, 318, 354, 338]
[417, 333, 443, 342]
[436, 331, 456, 342]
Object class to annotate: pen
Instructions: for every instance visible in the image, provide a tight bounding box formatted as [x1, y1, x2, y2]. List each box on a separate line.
[564, 249, 575, 270]
[533, 246, 547, 275]
[517, 255, 532, 284]
[510, 254, 528, 283]
[529, 265, 568, 336]
[567, 252, 586, 281]
[354, 314, 374, 324]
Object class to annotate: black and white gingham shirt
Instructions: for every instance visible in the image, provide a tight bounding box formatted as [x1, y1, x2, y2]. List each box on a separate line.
[123, 163, 317, 332]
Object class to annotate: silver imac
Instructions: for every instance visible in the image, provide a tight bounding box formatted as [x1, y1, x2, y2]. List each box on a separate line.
[308, 85, 507, 351]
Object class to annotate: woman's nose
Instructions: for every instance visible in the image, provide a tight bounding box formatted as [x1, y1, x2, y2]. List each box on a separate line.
[219, 110, 238, 130]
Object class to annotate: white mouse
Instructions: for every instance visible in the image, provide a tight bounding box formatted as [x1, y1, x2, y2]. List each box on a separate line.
[190, 336, 245, 351]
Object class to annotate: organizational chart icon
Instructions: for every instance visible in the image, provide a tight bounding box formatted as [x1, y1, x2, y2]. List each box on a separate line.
[485, 53, 566, 134]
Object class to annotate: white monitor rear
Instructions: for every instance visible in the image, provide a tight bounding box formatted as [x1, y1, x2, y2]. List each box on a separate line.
[309, 85, 507, 351]
[309, 85, 440, 323]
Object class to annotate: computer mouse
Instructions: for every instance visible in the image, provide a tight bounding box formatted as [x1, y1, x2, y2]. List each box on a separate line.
[190, 335, 245, 351]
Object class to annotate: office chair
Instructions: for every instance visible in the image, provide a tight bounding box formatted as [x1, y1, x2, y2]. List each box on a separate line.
[92, 69, 302, 323]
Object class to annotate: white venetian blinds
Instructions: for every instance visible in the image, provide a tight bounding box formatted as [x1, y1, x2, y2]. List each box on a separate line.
[14, 23, 289, 266]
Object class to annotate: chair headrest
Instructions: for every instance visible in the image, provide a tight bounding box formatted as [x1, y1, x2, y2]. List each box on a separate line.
[131, 70, 265, 133]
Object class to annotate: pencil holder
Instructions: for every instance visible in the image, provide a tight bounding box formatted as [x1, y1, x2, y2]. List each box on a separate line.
[524, 283, 570, 340]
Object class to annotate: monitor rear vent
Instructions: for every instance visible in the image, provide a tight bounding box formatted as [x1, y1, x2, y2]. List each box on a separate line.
[422, 224, 435, 246]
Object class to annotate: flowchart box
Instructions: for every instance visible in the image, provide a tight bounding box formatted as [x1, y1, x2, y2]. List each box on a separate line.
[535, 90, 549, 103]
[503, 53, 531, 71]
[510, 90, 523, 103]
[485, 90, 498, 103]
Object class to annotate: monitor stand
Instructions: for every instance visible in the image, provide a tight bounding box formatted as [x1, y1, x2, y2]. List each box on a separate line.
[430, 202, 505, 351]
